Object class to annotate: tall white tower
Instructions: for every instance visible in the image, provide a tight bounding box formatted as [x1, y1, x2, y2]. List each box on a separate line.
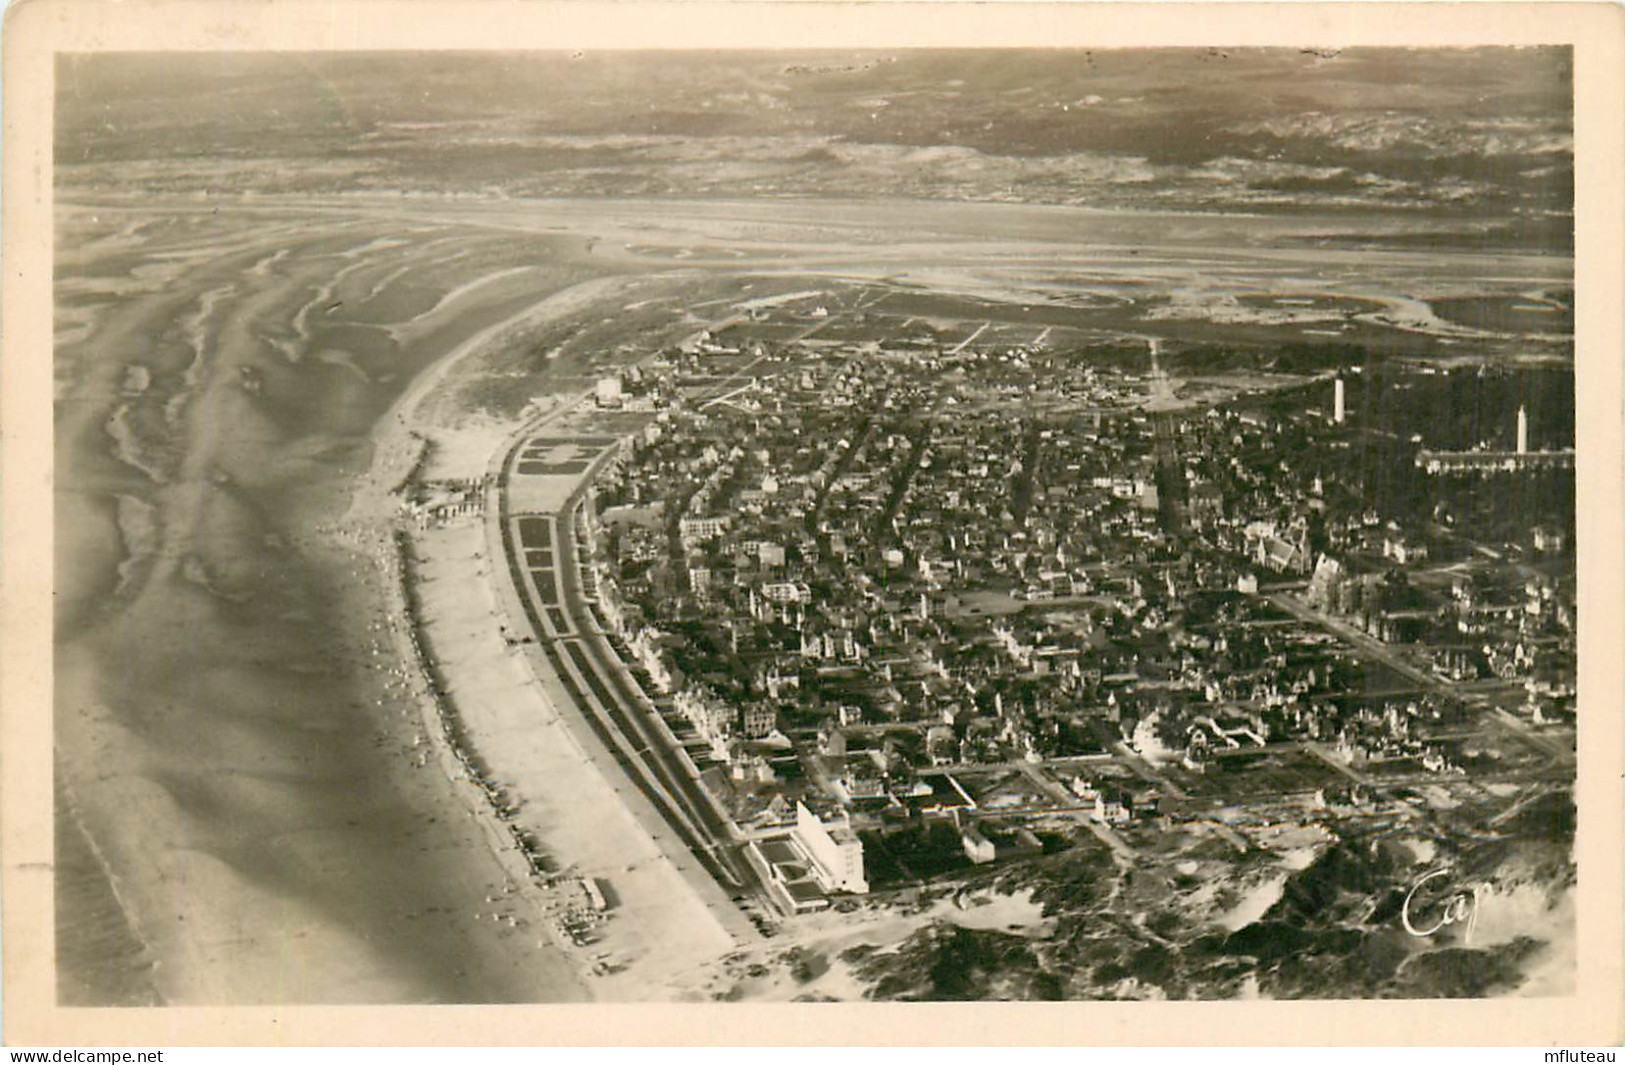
[1517, 405, 1529, 454]
[1333, 377, 1346, 424]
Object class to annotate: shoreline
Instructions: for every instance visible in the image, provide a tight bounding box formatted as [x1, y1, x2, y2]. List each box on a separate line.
[385, 382, 763, 997]
[382, 523, 593, 988]
[53, 258, 634, 1003]
[50, 191, 1579, 257]
[305, 273, 736, 998]
[292, 284, 660, 998]
[380, 398, 602, 973]
[53, 773, 165, 1007]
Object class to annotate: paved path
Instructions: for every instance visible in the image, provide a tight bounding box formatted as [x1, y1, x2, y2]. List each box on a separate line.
[1112, 742, 1191, 800]
[1268, 591, 1574, 771]
[1014, 763, 1136, 861]
[482, 401, 761, 944]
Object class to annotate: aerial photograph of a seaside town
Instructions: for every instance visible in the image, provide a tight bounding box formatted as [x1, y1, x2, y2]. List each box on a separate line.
[52, 45, 1577, 1006]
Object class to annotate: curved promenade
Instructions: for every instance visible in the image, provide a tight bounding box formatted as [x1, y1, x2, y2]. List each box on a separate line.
[480, 402, 763, 943]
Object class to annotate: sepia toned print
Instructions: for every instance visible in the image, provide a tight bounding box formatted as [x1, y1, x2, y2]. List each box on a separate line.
[7, 2, 1623, 1047]
[48, 44, 1580, 1006]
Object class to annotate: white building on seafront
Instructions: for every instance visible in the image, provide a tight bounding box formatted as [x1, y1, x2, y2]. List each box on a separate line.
[792, 802, 868, 894]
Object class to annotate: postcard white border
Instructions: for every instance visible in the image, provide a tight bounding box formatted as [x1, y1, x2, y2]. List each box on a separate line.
[4, 0, 1621, 1046]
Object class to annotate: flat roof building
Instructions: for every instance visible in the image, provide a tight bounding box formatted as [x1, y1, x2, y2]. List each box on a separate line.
[793, 801, 869, 895]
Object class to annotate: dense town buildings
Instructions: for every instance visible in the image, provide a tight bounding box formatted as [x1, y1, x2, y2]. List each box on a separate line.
[569, 314, 1574, 911]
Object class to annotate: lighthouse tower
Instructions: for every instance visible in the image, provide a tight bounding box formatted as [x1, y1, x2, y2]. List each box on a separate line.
[1517, 405, 1529, 454]
[1333, 377, 1346, 424]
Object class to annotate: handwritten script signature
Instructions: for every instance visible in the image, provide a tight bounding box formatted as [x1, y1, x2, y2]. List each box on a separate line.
[1401, 868, 1485, 943]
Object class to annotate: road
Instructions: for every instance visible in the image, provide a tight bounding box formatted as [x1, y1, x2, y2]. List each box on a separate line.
[697, 353, 773, 410]
[559, 492, 751, 857]
[948, 322, 989, 356]
[493, 419, 767, 908]
[874, 416, 934, 545]
[1112, 741, 1191, 800]
[1015, 762, 1136, 860]
[1267, 592, 1442, 692]
[1143, 341, 1189, 534]
[1267, 591, 1574, 769]
[490, 327, 1566, 917]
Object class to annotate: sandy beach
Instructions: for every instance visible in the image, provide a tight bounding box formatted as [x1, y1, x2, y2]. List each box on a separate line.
[405, 515, 738, 999]
[53, 192, 790, 1004]
[53, 205, 621, 1003]
[343, 286, 750, 998]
